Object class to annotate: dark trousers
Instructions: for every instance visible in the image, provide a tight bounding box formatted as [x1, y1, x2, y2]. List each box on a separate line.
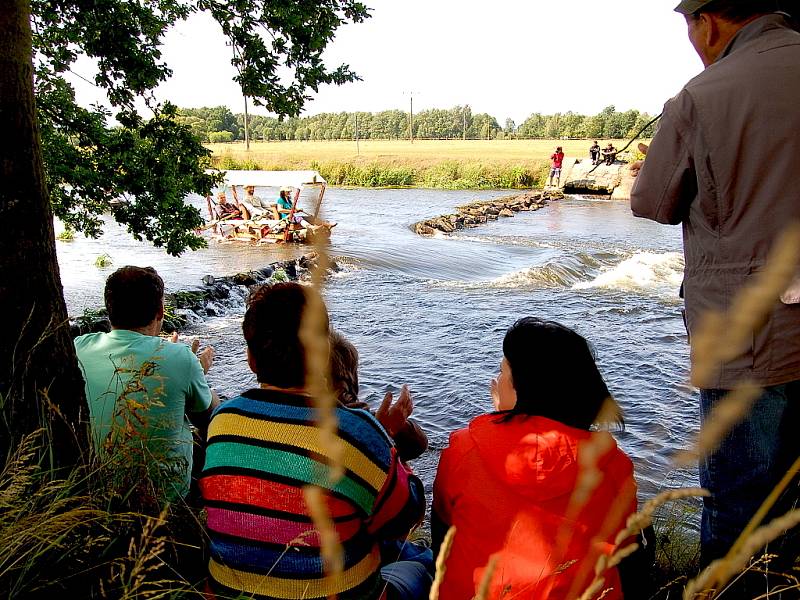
[700, 383, 800, 569]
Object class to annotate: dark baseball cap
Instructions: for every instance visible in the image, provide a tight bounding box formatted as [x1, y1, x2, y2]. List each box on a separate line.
[674, 0, 716, 14]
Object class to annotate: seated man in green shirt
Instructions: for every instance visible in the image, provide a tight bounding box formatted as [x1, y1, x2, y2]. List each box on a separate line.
[74, 266, 219, 500]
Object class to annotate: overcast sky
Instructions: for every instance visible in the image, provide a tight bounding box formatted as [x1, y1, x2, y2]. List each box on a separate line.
[68, 0, 704, 124]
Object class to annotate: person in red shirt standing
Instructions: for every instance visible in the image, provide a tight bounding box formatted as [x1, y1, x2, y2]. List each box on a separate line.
[549, 146, 565, 187]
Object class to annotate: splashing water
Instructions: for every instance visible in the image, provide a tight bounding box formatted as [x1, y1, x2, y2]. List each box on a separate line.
[573, 252, 685, 293]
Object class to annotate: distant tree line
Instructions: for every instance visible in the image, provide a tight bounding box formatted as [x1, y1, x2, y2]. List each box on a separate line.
[176, 104, 657, 143]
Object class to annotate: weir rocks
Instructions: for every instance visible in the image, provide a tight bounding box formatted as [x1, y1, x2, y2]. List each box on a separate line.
[413, 190, 563, 236]
[70, 252, 336, 337]
[562, 159, 623, 194]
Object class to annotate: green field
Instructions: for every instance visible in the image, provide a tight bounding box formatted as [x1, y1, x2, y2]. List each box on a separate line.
[206, 139, 637, 189]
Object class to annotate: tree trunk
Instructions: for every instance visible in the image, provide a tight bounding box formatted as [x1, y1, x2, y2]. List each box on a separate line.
[0, 0, 89, 466]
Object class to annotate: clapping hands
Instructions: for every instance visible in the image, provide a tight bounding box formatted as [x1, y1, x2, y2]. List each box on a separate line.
[376, 384, 414, 437]
[170, 332, 215, 374]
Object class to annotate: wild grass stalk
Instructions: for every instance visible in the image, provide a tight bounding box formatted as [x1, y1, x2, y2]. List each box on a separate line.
[683, 510, 800, 599]
[429, 526, 456, 600]
[1, 360, 207, 598]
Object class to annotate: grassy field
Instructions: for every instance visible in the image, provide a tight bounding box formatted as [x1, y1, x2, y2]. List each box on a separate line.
[205, 139, 637, 189]
[206, 138, 628, 166]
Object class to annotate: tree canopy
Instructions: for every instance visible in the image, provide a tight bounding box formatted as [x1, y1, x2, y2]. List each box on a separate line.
[179, 104, 658, 143]
[31, 0, 370, 255]
[0, 0, 369, 467]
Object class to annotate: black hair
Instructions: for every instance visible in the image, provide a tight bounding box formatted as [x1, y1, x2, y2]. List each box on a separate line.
[694, 0, 778, 22]
[104, 266, 164, 329]
[500, 317, 620, 430]
[243, 282, 329, 388]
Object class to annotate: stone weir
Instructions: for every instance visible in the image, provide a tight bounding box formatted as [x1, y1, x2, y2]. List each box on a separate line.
[413, 190, 565, 236]
[561, 158, 636, 201]
[70, 252, 334, 337]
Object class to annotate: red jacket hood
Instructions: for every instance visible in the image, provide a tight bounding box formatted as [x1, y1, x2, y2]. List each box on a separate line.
[467, 413, 622, 502]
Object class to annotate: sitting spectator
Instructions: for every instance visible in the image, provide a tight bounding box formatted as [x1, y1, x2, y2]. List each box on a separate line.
[232, 184, 279, 221]
[277, 187, 336, 231]
[74, 266, 219, 501]
[603, 143, 618, 166]
[200, 282, 432, 600]
[330, 330, 429, 461]
[432, 317, 637, 600]
[206, 190, 242, 221]
[590, 140, 601, 165]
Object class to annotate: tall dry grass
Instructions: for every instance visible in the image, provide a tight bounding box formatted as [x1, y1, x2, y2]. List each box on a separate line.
[0, 359, 210, 599]
[0, 428, 202, 599]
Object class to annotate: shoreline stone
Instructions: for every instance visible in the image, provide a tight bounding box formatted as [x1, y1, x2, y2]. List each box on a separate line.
[69, 252, 335, 336]
[413, 190, 564, 236]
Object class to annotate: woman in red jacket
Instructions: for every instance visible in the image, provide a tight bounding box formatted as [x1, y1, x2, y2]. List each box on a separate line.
[432, 317, 637, 600]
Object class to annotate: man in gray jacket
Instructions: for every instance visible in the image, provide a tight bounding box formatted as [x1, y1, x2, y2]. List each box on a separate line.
[630, 0, 800, 566]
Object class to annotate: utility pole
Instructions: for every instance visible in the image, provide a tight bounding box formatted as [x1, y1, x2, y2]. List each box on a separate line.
[243, 94, 250, 151]
[487, 115, 491, 141]
[229, 39, 250, 151]
[409, 93, 414, 143]
[463, 107, 467, 141]
[403, 91, 417, 142]
[355, 112, 360, 155]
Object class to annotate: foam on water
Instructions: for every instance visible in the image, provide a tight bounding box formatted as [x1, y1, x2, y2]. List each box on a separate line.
[573, 251, 684, 292]
[488, 261, 587, 289]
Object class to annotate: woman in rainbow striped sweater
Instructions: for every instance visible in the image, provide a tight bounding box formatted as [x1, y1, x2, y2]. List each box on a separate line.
[200, 282, 430, 600]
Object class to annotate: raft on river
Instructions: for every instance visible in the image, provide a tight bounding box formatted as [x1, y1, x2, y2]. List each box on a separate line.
[204, 170, 332, 245]
[413, 190, 564, 236]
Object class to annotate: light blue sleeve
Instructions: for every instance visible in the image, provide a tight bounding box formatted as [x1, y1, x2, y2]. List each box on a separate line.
[182, 347, 212, 413]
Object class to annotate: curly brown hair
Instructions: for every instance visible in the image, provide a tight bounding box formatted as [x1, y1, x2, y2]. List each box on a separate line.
[329, 330, 359, 405]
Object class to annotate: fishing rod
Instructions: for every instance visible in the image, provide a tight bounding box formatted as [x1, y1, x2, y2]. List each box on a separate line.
[586, 112, 662, 176]
[584, 2, 796, 178]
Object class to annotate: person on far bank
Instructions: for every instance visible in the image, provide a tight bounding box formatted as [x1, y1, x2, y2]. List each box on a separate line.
[630, 0, 800, 571]
[432, 317, 638, 600]
[74, 266, 220, 502]
[548, 146, 565, 187]
[590, 140, 601, 165]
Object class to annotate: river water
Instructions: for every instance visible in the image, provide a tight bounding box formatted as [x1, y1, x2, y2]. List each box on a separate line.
[57, 188, 696, 504]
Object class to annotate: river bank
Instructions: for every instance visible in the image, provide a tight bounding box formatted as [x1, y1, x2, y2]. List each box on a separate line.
[69, 253, 330, 336]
